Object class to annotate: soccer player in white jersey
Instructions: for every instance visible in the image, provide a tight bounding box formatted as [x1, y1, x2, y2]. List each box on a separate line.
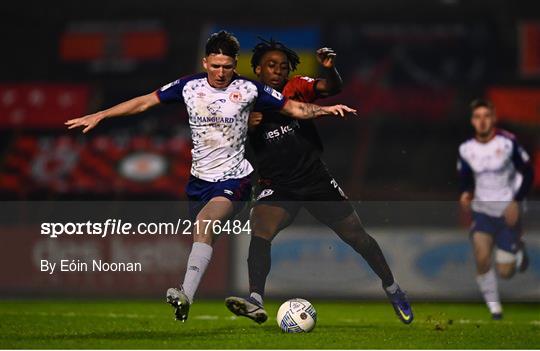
[65, 30, 356, 322]
[457, 99, 534, 320]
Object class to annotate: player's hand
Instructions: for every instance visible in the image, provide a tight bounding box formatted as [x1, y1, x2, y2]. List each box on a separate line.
[316, 47, 337, 69]
[459, 192, 473, 212]
[65, 113, 104, 133]
[503, 201, 520, 227]
[248, 112, 263, 130]
[323, 104, 357, 118]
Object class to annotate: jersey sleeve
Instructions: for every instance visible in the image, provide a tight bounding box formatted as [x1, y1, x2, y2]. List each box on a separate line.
[511, 140, 534, 201]
[252, 81, 287, 112]
[284, 76, 319, 103]
[457, 153, 474, 193]
[155, 74, 199, 104]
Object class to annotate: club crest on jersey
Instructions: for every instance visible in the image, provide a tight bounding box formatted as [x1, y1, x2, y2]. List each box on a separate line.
[229, 91, 242, 103]
[257, 189, 274, 200]
[263, 85, 283, 100]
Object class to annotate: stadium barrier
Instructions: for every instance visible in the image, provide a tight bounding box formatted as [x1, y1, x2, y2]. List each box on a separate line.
[1, 201, 538, 300]
[233, 226, 540, 300]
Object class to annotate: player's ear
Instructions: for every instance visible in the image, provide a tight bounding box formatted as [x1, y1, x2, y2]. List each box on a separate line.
[202, 57, 208, 70]
[255, 65, 262, 76]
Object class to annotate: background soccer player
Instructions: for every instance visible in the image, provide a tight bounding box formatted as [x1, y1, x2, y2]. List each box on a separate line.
[65, 31, 356, 322]
[458, 99, 534, 320]
[225, 39, 413, 325]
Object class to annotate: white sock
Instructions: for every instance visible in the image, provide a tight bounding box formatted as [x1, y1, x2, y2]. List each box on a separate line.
[250, 292, 263, 305]
[181, 242, 213, 304]
[385, 282, 399, 294]
[476, 268, 502, 314]
[515, 250, 523, 269]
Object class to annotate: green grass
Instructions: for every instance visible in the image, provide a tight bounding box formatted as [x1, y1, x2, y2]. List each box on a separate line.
[0, 300, 538, 349]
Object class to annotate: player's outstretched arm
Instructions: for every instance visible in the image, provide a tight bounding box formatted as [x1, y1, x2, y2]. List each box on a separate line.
[65, 92, 160, 133]
[280, 100, 356, 120]
[314, 47, 343, 96]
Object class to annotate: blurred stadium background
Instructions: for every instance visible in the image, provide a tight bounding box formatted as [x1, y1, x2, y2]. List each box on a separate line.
[1, 0, 539, 301]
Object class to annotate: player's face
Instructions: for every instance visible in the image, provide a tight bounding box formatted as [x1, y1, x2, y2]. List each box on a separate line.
[255, 50, 290, 90]
[471, 106, 496, 138]
[203, 54, 237, 89]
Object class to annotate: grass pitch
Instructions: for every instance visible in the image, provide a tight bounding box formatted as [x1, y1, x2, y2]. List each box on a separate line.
[0, 300, 538, 349]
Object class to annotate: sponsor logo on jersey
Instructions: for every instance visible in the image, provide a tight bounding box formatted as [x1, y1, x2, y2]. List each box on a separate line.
[257, 188, 274, 200]
[224, 189, 233, 195]
[194, 116, 236, 124]
[264, 120, 299, 141]
[263, 85, 284, 100]
[229, 91, 242, 103]
[207, 98, 227, 116]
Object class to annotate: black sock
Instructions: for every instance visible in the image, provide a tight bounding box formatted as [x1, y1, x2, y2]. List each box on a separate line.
[355, 233, 395, 288]
[247, 236, 272, 297]
[332, 217, 395, 288]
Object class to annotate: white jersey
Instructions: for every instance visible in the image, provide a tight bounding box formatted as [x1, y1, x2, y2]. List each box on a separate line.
[457, 130, 531, 217]
[157, 73, 286, 182]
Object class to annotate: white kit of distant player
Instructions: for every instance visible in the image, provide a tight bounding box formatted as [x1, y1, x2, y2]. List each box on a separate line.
[459, 132, 529, 218]
[458, 99, 533, 320]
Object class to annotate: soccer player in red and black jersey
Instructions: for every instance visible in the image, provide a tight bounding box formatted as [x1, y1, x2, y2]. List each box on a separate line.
[225, 39, 413, 325]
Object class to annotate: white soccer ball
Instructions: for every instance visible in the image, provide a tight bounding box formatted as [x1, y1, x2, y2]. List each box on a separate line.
[276, 298, 317, 333]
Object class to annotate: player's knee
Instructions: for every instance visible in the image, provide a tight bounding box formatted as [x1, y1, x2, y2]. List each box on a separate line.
[251, 224, 278, 240]
[475, 259, 491, 274]
[497, 264, 515, 279]
[194, 214, 226, 237]
[473, 250, 492, 272]
[497, 268, 515, 279]
[251, 220, 280, 240]
[195, 212, 218, 223]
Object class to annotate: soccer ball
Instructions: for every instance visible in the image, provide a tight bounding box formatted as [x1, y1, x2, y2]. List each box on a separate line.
[276, 298, 317, 333]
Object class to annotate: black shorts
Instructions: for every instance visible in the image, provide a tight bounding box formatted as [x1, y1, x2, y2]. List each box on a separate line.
[254, 169, 354, 225]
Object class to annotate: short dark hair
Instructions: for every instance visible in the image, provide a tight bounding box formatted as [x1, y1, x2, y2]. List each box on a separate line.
[470, 98, 494, 112]
[205, 30, 240, 58]
[251, 37, 300, 73]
